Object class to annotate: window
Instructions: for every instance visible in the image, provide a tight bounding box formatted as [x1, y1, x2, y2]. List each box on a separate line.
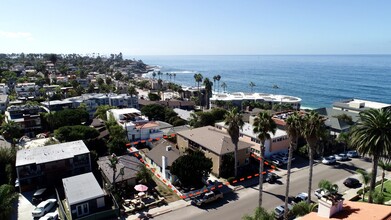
[245, 158, 249, 164]
[76, 203, 89, 217]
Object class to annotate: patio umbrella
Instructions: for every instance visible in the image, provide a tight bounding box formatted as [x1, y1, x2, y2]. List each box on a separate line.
[134, 184, 148, 192]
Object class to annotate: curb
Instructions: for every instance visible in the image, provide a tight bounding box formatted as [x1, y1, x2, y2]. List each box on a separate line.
[149, 202, 192, 218]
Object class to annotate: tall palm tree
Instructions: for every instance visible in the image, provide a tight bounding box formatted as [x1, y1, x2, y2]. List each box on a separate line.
[356, 169, 371, 201]
[194, 73, 203, 106]
[302, 111, 325, 203]
[108, 153, 119, 192]
[213, 75, 218, 93]
[350, 108, 391, 203]
[203, 78, 213, 109]
[253, 111, 277, 207]
[216, 75, 221, 93]
[225, 108, 244, 177]
[249, 82, 256, 93]
[152, 72, 156, 80]
[0, 184, 19, 220]
[221, 82, 227, 93]
[284, 112, 303, 219]
[173, 73, 176, 83]
[378, 159, 391, 192]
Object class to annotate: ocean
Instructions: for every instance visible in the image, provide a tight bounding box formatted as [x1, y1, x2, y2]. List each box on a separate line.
[132, 55, 391, 109]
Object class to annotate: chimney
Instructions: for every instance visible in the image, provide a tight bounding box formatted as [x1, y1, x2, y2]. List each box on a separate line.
[166, 146, 172, 151]
[162, 156, 168, 179]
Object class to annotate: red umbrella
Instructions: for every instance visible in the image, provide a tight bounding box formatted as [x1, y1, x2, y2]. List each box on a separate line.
[134, 184, 148, 192]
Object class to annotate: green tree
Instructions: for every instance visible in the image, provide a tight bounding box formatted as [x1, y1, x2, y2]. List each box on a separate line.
[356, 169, 371, 201]
[284, 111, 303, 219]
[318, 179, 338, 194]
[215, 75, 221, 93]
[350, 108, 391, 203]
[252, 111, 277, 207]
[94, 105, 117, 121]
[148, 93, 161, 101]
[0, 147, 16, 185]
[221, 82, 227, 93]
[136, 164, 153, 185]
[203, 77, 213, 109]
[170, 150, 212, 188]
[54, 125, 99, 142]
[290, 201, 318, 217]
[107, 154, 119, 192]
[302, 111, 325, 203]
[0, 184, 19, 220]
[50, 108, 89, 129]
[220, 153, 234, 178]
[336, 131, 350, 153]
[1, 121, 23, 146]
[141, 104, 166, 121]
[224, 108, 244, 177]
[193, 73, 203, 105]
[114, 71, 123, 80]
[242, 207, 274, 220]
[128, 86, 138, 96]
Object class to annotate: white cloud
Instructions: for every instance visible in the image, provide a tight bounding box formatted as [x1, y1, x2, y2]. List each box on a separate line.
[0, 31, 33, 41]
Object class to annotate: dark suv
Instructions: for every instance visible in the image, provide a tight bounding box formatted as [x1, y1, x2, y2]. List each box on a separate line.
[32, 188, 52, 204]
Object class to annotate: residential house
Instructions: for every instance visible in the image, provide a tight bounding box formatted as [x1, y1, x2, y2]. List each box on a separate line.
[173, 108, 194, 121]
[15, 140, 91, 192]
[0, 83, 9, 94]
[5, 105, 45, 137]
[144, 139, 182, 183]
[333, 98, 391, 113]
[62, 172, 118, 220]
[138, 99, 195, 111]
[0, 94, 9, 113]
[176, 126, 253, 177]
[107, 108, 164, 142]
[215, 122, 290, 158]
[97, 155, 143, 187]
[314, 107, 359, 136]
[14, 82, 38, 98]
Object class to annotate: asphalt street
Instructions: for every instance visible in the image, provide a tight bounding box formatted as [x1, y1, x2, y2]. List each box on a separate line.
[154, 157, 376, 220]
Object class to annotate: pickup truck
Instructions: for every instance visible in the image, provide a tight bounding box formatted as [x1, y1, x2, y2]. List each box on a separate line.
[191, 190, 223, 206]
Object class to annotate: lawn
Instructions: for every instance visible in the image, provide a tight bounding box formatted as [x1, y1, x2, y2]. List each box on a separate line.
[152, 175, 180, 203]
[375, 180, 391, 202]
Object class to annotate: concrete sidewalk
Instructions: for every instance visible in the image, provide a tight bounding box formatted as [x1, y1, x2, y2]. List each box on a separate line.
[125, 200, 191, 220]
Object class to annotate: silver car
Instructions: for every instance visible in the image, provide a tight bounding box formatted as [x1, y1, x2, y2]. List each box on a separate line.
[32, 199, 57, 218]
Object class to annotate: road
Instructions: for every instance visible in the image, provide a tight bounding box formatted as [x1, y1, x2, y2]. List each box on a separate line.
[154, 157, 376, 220]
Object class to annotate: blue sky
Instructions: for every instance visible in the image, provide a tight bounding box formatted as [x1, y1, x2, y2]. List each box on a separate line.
[1, 0, 390, 55]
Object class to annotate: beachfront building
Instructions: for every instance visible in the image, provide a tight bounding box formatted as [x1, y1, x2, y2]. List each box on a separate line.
[5, 105, 46, 137]
[107, 108, 164, 142]
[215, 121, 289, 158]
[15, 140, 91, 192]
[332, 98, 391, 113]
[176, 126, 253, 177]
[210, 92, 301, 110]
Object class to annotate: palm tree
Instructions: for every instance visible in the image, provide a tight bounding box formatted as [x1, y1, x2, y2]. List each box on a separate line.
[221, 82, 227, 93]
[290, 201, 318, 217]
[336, 131, 350, 153]
[356, 169, 371, 201]
[216, 75, 221, 93]
[249, 82, 256, 93]
[318, 179, 339, 194]
[173, 73, 176, 83]
[194, 73, 203, 106]
[108, 153, 119, 192]
[378, 159, 391, 193]
[213, 75, 218, 93]
[302, 111, 325, 203]
[152, 72, 156, 80]
[253, 111, 277, 207]
[0, 184, 19, 220]
[224, 108, 244, 177]
[166, 72, 169, 81]
[284, 111, 303, 219]
[242, 207, 274, 220]
[136, 164, 153, 185]
[157, 71, 162, 79]
[203, 78, 213, 109]
[350, 108, 391, 203]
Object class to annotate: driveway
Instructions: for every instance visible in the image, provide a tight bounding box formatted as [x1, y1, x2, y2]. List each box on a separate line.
[12, 191, 35, 220]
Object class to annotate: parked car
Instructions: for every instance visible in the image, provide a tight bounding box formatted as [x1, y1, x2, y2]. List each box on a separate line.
[264, 172, 279, 183]
[347, 150, 359, 158]
[343, 177, 360, 188]
[271, 159, 284, 167]
[274, 204, 292, 219]
[292, 192, 309, 204]
[32, 188, 52, 204]
[39, 210, 59, 220]
[322, 156, 337, 165]
[314, 188, 330, 199]
[335, 153, 349, 161]
[191, 190, 223, 206]
[32, 199, 57, 218]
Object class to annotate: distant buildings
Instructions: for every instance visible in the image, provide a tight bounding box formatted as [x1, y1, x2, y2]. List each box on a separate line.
[0, 94, 9, 113]
[0, 83, 10, 94]
[332, 98, 391, 113]
[5, 105, 45, 137]
[107, 108, 164, 141]
[210, 92, 302, 110]
[14, 82, 39, 98]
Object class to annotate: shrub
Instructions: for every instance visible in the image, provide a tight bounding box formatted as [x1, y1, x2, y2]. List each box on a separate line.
[372, 191, 385, 204]
[227, 177, 235, 184]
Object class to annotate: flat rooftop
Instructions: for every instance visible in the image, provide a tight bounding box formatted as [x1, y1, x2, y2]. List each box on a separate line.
[63, 172, 104, 205]
[333, 98, 391, 110]
[16, 140, 89, 167]
[210, 92, 301, 103]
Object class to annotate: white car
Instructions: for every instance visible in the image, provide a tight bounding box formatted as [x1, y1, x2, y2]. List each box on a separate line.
[274, 204, 292, 219]
[292, 192, 309, 204]
[39, 210, 59, 220]
[322, 156, 336, 165]
[32, 199, 57, 218]
[335, 153, 348, 161]
[347, 150, 359, 158]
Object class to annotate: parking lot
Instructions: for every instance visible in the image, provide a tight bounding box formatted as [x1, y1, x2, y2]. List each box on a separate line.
[12, 190, 58, 220]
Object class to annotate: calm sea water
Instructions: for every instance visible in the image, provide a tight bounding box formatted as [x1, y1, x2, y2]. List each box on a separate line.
[132, 55, 391, 109]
